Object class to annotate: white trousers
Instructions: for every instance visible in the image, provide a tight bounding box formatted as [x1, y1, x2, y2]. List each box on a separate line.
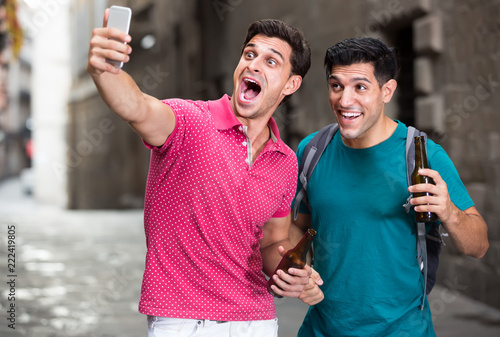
[147, 316, 278, 337]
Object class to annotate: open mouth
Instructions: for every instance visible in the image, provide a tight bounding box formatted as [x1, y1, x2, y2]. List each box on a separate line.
[240, 78, 262, 102]
[340, 111, 362, 121]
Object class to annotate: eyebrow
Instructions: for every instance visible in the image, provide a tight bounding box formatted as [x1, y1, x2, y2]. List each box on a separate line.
[328, 74, 372, 84]
[246, 43, 285, 62]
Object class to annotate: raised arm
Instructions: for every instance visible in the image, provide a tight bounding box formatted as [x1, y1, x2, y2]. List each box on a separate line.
[86, 8, 175, 147]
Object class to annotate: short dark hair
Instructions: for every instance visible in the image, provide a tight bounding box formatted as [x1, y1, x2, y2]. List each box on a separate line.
[242, 19, 311, 79]
[324, 37, 398, 86]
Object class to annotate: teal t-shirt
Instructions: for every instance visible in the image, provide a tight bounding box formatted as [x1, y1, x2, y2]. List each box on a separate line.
[295, 121, 473, 337]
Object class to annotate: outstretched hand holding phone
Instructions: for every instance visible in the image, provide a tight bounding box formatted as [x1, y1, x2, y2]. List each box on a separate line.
[86, 7, 175, 148]
[105, 6, 132, 69]
[87, 6, 132, 76]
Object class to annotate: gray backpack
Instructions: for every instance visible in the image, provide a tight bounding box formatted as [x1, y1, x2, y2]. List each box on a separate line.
[292, 123, 445, 310]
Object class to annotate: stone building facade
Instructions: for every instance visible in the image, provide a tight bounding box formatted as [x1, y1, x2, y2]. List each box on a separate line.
[68, 0, 499, 308]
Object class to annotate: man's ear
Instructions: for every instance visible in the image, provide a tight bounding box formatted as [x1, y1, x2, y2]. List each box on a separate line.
[283, 75, 303, 96]
[382, 79, 397, 103]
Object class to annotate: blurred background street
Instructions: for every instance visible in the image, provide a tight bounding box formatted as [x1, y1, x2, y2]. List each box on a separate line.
[1, 0, 500, 336]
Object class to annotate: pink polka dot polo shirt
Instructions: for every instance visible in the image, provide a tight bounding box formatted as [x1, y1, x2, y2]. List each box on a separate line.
[139, 95, 298, 321]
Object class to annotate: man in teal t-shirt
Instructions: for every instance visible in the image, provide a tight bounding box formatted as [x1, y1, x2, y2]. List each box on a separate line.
[290, 37, 489, 337]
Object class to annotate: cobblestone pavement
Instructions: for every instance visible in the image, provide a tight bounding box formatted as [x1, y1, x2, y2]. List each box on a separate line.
[1, 177, 500, 337]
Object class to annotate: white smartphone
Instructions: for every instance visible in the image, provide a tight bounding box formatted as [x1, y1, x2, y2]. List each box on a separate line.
[105, 6, 132, 69]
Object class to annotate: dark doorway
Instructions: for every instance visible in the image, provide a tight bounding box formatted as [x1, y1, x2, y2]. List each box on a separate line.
[388, 26, 416, 127]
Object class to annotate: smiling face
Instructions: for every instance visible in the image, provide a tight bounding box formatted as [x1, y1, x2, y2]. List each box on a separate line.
[328, 62, 397, 148]
[231, 34, 302, 124]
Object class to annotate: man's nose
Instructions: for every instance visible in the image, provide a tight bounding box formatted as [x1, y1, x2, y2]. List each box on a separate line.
[248, 58, 261, 73]
[338, 88, 354, 107]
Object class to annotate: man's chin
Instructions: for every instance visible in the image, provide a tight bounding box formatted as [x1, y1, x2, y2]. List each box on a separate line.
[338, 124, 361, 140]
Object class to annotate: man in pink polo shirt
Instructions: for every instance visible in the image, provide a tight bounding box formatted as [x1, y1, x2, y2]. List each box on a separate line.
[87, 9, 319, 337]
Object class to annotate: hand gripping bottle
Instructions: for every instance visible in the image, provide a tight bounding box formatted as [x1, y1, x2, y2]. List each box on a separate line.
[411, 136, 438, 222]
[267, 228, 317, 298]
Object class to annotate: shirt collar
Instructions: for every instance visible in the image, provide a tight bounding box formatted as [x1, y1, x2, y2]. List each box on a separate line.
[209, 94, 282, 147]
[209, 94, 240, 130]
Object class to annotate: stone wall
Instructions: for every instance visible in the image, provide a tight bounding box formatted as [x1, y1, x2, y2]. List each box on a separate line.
[431, 0, 500, 309]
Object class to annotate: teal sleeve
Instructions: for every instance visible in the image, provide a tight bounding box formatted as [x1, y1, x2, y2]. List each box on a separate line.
[427, 141, 474, 211]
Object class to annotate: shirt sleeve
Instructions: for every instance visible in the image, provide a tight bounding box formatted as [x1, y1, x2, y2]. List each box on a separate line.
[142, 99, 185, 154]
[428, 141, 474, 211]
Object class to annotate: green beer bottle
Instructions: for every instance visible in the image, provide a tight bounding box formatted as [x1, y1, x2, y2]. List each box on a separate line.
[411, 136, 438, 222]
[267, 228, 317, 298]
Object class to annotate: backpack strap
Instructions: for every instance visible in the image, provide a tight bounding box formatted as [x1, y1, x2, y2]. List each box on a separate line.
[416, 220, 428, 310]
[293, 123, 339, 220]
[403, 126, 418, 212]
[426, 222, 445, 294]
[403, 126, 430, 310]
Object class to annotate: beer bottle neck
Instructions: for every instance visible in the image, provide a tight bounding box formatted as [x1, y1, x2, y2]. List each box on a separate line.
[414, 136, 429, 169]
[294, 229, 316, 254]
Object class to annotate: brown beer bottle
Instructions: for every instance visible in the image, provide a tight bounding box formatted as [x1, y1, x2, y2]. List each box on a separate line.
[411, 136, 438, 222]
[267, 228, 317, 298]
